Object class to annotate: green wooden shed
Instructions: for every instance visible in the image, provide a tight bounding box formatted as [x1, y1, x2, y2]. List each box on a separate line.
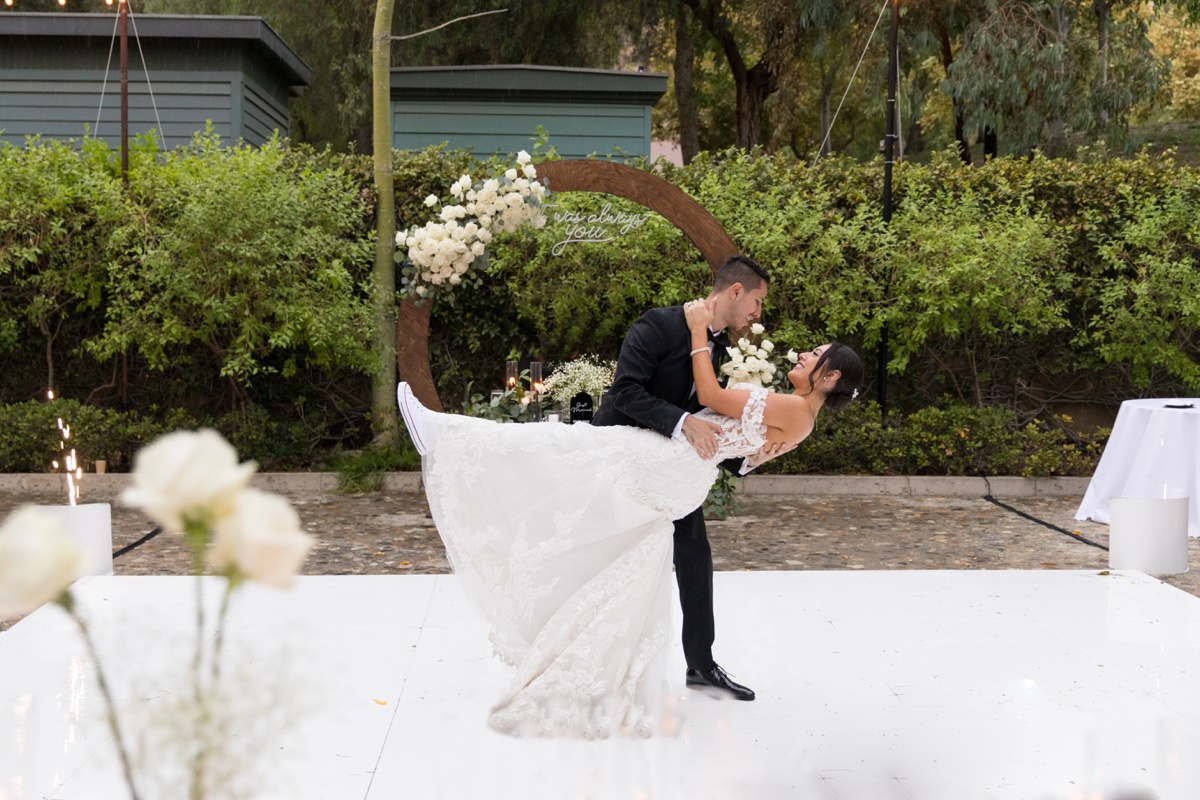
[390, 65, 668, 160]
[0, 12, 310, 149]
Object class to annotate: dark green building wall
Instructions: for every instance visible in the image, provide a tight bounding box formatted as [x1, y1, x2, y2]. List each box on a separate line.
[391, 66, 666, 160]
[0, 14, 307, 149]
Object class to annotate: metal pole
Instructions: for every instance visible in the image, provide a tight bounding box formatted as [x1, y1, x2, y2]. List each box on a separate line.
[878, 0, 898, 418]
[119, 0, 128, 185]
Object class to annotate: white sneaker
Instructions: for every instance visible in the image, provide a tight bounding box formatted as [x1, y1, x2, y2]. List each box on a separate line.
[397, 382, 439, 456]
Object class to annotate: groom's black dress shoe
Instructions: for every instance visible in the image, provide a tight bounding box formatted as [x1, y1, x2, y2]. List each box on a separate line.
[686, 664, 755, 701]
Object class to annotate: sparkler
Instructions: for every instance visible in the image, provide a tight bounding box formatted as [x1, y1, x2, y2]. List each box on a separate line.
[49, 389, 82, 506]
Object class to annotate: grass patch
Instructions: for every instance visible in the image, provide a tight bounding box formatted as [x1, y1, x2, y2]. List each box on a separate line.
[329, 443, 421, 493]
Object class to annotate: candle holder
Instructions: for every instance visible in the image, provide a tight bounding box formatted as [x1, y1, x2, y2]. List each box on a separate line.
[530, 361, 543, 422]
[505, 360, 519, 391]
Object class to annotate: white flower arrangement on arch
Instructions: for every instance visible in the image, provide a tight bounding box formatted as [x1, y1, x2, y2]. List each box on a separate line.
[720, 322, 800, 391]
[396, 150, 550, 300]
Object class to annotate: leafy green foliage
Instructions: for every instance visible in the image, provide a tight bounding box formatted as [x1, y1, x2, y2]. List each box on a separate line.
[329, 443, 421, 493]
[3, 139, 1199, 475]
[765, 401, 1109, 478]
[88, 131, 378, 390]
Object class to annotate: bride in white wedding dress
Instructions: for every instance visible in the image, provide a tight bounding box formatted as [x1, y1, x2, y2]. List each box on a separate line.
[398, 299, 862, 739]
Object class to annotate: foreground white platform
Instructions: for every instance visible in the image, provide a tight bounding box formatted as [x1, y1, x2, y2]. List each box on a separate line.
[4, 570, 1200, 800]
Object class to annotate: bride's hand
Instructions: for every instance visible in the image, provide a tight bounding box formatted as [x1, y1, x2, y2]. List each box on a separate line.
[683, 298, 714, 333]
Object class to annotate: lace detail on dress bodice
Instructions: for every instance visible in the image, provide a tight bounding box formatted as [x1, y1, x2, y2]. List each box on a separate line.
[693, 382, 769, 461]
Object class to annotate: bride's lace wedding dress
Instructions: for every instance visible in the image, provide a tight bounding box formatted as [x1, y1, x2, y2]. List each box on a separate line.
[420, 384, 768, 738]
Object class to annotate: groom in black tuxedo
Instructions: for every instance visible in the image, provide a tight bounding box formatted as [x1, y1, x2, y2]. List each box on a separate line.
[593, 254, 789, 701]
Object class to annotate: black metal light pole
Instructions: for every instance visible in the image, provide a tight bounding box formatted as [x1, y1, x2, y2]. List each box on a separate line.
[119, 0, 128, 184]
[878, 0, 899, 418]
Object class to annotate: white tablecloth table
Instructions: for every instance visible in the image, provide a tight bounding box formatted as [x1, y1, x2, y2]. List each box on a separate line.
[1076, 398, 1200, 537]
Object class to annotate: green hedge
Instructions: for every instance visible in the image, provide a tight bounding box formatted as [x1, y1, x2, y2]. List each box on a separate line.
[764, 401, 1107, 477]
[1, 135, 1196, 473]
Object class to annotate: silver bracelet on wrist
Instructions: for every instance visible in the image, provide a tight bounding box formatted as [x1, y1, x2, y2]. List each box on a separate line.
[689, 347, 708, 357]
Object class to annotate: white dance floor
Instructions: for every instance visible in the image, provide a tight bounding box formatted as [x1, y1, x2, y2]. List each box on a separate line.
[4, 570, 1200, 800]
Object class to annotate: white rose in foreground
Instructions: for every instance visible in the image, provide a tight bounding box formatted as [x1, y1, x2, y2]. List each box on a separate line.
[751, 323, 765, 335]
[516, 150, 531, 165]
[210, 489, 313, 588]
[0, 507, 83, 616]
[123, 429, 257, 531]
[787, 349, 799, 363]
[423, 194, 438, 207]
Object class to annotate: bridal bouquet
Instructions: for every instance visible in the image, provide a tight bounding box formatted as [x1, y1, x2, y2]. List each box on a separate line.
[0, 429, 314, 800]
[397, 150, 549, 301]
[720, 323, 799, 390]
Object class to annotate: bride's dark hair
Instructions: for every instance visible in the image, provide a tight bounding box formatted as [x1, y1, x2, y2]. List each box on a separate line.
[807, 343, 864, 412]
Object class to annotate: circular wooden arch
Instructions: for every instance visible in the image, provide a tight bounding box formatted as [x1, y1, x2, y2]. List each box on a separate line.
[397, 159, 740, 411]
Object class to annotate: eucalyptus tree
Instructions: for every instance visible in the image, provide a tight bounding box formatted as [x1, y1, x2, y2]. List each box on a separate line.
[940, 0, 1160, 157]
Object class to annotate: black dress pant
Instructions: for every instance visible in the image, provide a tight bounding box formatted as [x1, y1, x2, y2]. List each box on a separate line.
[672, 506, 715, 671]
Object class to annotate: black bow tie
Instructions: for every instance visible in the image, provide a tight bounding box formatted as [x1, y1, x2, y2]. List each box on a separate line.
[708, 329, 730, 349]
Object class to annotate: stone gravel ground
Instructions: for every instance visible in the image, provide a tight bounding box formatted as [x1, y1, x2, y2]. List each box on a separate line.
[3, 483, 1197, 633]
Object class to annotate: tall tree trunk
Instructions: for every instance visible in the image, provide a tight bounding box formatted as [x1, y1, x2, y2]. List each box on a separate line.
[935, 16, 971, 165]
[675, 4, 700, 164]
[1094, 0, 1111, 126]
[683, 0, 777, 150]
[819, 59, 833, 156]
[371, 0, 398, 444]
[736, 63, 775, 149]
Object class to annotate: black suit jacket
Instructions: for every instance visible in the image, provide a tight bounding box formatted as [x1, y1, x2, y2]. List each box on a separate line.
[592, 305, 713, 435]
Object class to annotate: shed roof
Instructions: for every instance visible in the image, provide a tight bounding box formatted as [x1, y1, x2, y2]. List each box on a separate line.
[390, 65, 667, 106]
[0, 12, 311, 86]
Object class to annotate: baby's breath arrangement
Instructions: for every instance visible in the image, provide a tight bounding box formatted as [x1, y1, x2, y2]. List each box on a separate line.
[544, 356, 617, 407]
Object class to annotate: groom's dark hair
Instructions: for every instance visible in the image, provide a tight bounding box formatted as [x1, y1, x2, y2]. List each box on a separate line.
[713, 254, 769, 292]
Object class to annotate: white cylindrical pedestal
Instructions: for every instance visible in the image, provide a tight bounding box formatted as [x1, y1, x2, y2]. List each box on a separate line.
[35, 503, 113, 577]
[1108, 497, 1189, 574]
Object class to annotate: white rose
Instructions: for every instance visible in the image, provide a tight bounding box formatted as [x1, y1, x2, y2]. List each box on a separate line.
[505, 193, 523, 208]
[761, 340, 775, 352]
[505, 168, 518, 181]
[479, 215, 493, 229]
[522, 164, 537, 179]
[465, 203, 476, 216]
[787, 350, 799, 364]
[430, 273, 444, 285]
[415, 285, 428, 297]
[423, 194, 438, 207]
[514, 178, 529, 191]
[516, 150, 531, 165]
[477, 228, 493, 244]
[458, 174, 472, 189]
[209, 489, 312, 588]
[449, 183, 463, 198]
[122, 429, 257, 531]
[745, 344, 759, 356]
[471, 242, 485, 256]
[751, 323, 765, 335]
[729, 350, 745, 364]
[0, 507, 84, 616]
[483, 179, 500, 193]
[738, 338, 751, 350]
[449, 274, 462, 285]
